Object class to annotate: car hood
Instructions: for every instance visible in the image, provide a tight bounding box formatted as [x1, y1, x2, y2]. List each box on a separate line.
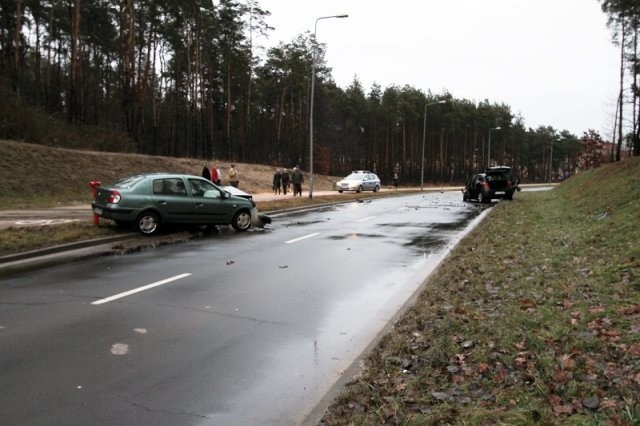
[222, 186, 251, 198]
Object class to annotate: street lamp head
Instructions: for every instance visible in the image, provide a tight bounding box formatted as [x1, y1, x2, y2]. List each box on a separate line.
[309, 13, 348, 199]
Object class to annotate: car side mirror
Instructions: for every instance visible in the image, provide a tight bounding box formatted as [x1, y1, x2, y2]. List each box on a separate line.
[221, 190, 231, 199]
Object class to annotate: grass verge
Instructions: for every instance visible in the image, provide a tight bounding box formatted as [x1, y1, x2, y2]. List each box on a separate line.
[320, 159, 640, 425]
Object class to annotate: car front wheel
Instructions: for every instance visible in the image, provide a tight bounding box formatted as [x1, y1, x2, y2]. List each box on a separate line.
[231, 210, 252, 231]
[137, 211, 160, 235]
[356, 185, 363, 193]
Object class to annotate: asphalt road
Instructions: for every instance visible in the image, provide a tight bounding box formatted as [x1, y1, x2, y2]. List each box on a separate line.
[0, 191, 488, 425]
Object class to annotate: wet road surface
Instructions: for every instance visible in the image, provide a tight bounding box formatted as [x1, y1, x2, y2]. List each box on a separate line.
[0, 191, 489, 425]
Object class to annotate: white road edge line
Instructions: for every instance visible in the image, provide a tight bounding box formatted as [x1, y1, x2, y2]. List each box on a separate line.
[285, 232, 320, 244]
[357, 216, 376, 222]
[91, 273, 192, 305]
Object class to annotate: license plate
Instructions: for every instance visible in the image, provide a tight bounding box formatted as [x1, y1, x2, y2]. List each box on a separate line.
[93, 207, 103, 215]
[495, 191, 505, 195]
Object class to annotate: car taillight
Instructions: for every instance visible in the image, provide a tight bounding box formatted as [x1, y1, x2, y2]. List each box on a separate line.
[108, 191, 121, 204]
[507, 181, 512, 189]
[482, 182, 490, 190]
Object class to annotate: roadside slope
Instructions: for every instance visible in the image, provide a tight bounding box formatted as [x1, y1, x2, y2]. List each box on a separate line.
[320, 158, 640, 425]
[0, 139, 341, 208]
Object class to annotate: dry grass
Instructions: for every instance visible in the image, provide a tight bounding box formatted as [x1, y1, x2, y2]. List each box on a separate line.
[0, 139, 343, 208]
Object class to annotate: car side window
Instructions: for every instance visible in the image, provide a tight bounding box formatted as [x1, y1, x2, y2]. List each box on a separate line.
[188, 178, 220, 198]
[153, 178, 188, 196]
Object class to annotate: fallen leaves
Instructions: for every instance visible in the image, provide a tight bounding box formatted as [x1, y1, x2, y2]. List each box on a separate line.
[320, 183, 640, 425]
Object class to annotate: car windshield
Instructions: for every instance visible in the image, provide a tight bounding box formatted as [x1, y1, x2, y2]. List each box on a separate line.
[344, 173, 365, 180]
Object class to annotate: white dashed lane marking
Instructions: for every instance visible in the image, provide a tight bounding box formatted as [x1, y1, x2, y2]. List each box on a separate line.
[91, 273, 192, 305]
[285, 233, 320, 244]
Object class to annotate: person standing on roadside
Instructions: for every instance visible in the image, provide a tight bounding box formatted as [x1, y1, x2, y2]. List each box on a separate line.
[291, 166, 304, 196]
[202, 163, 211, 181]
[214, 163, 222, 185]
[228, 164, 239, 188]
[210, 163, 219, 185]
[273, 169, 282, 195]
[280, 168, 290, 195]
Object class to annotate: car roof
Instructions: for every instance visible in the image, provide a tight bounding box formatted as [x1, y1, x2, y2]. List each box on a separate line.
[486, 166, 511, 172]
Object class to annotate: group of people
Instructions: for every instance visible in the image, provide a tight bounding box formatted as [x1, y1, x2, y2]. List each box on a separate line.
[201, 163, 239, 188]
[272, 167, 304, 196]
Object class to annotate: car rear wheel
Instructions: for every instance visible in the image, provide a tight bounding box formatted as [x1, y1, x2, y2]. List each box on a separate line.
[137, 211, 160, 235]
[477, 192, 486, 204]
[231, 210, 252, 231]
[373, 185, 380, 192]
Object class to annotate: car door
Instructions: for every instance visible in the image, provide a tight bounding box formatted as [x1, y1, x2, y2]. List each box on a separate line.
[187, 178, 236, 224]
[362, 173, 374, 191]
[151, 177, 194, 223]
[472, 175, 485, 198]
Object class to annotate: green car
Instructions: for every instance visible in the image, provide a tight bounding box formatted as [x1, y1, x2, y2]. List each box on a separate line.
[92, 173, 265, 235]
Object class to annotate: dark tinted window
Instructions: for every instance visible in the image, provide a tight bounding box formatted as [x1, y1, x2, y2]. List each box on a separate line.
[153, 178, 187, 196]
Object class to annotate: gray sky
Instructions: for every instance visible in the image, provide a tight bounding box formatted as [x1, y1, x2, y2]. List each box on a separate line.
[258, 0, 620, 138]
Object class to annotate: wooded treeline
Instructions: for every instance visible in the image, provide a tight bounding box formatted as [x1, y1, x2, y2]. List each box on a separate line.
[0, 0, 620, 183]
[601, 0, 640, 159]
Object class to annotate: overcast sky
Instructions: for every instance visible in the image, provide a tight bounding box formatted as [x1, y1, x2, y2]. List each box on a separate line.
[256, 0, 620, 138]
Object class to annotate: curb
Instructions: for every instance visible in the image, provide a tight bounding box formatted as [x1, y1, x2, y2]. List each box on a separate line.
[0, 234, 136, 264]
[0, 234, 138, 276]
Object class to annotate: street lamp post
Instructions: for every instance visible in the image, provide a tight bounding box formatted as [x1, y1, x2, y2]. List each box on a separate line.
[487, 126, 501, 167]
[549, 136, 564, 183]
[549, 137, 553, 182]
[309, 14, 348, 199]
[421, 100, 447, 190]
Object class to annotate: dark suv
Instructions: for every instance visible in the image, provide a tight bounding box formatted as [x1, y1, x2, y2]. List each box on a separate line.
[463, 166, 520, 203]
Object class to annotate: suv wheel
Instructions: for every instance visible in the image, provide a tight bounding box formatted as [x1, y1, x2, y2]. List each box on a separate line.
[477, 192, 486, 204]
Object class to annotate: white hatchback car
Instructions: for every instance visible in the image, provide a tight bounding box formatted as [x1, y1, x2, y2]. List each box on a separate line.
[335, 171, 381, 193]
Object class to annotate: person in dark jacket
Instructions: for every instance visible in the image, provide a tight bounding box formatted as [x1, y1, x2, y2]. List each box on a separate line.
[291, 166, 304, 196]
[273, 169, 282, 195]
[202, 163, 211, 181]
[280, 168, 290, 195]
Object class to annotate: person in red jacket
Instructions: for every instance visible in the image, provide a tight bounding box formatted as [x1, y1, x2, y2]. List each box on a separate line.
[210, 163, 221, 185]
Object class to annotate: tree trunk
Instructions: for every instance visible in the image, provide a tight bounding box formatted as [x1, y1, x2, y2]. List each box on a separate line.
[617, 19, 625, 162]
[12, 0, 23, 91]
[68, 0, 81, 123]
